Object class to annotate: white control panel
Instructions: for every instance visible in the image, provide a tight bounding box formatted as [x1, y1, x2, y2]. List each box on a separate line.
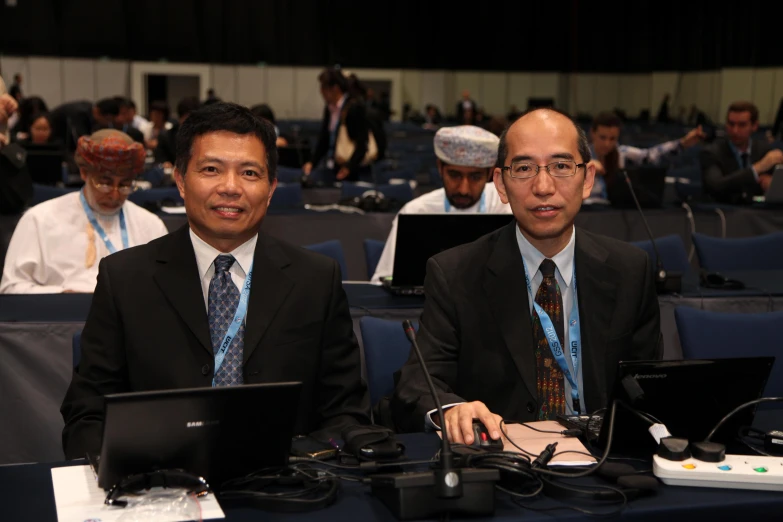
[653, 454, 783, 491]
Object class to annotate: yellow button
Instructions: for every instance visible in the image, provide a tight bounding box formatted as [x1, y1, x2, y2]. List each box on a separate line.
[682, 464, 697, 469]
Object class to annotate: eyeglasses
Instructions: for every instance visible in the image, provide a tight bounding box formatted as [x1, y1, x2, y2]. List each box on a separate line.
[90, 174, 137, 195]
[502, 160, 586, 179]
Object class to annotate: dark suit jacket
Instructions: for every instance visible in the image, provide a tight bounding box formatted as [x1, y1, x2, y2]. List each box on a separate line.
[311, 95, 370, 177]
[154, 121, 180, 165]
[456, 99, 477, 124]
[49, 101, 95, 153]
[61, 226, 371, 459]
[391, 224, 662, 432]
[700, 138, 774, 204]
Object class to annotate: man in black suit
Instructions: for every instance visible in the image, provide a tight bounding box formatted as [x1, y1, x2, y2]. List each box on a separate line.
[700, 101, 783, 204]
[302, 68, 372, 182]
[392, 108, 662, 444]
[61, 103, 371, 459]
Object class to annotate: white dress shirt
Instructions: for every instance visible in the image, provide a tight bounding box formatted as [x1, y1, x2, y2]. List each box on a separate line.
[371, 184, 512, 283]
[425, 225, 584, 429]
[0, 191, 168, 294]
[189, 229, 257, 311]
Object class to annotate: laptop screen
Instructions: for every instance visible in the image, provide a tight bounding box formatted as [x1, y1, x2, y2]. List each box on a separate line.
[597, 357, 773, 455]
[391, 214, 514, 287]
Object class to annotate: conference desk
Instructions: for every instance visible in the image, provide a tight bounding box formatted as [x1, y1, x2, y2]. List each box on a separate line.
[3, 432, 783, 522]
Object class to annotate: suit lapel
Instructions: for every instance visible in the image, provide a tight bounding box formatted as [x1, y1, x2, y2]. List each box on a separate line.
[242, 234, 294, 363]
[153, 226, 212, 356]
[574, 229, 619, 410]
[483, 223, 538, 401]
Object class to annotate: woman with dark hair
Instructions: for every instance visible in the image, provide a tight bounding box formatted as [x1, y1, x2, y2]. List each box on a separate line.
[10, 96, 49, 142]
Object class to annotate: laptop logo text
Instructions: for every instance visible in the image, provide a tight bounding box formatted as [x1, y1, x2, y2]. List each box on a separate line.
[186, 420, 220, 428]
[633, 373, 667, 379]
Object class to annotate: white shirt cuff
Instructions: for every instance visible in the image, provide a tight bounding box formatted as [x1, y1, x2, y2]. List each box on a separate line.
[752, 166, 759, 181]
[424, 402, 464, 431]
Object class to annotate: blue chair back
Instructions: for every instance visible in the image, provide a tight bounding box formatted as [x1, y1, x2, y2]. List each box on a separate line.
[630, 235, 691, 275]
[692, 232, 783, 271]
[269, 183, 303, 209]
[128, 187, 184, 206]
[32, 184, 77, 205]
[72, 331, 82, 369]
[363, 239, 385, 279]
[359, 316, 417, 405]
[304, 240, 348, 279]
[277, 166, 303, 184]
[675, 307, 783, 399]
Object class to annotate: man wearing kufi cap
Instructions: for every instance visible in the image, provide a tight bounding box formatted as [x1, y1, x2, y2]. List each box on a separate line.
[371, 125, 511, 283]
[0, 130, 168, 294]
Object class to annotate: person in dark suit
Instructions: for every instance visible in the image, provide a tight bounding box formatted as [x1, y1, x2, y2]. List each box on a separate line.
[391, 108, 662, 444]
[302, 68, 372, 182]
[48, 98, 120, 154]
[456, 89, 478, 125]
[61, 102, 371, 460]
[700, 101, 783, 205]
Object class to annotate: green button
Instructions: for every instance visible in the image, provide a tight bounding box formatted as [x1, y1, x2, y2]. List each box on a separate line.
[753, 467, 768, 473]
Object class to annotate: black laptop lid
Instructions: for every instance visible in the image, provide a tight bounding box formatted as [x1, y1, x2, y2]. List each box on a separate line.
[391, 214, 514, 287]
[597, 357, 774, 455]
[98, 382, 302, 489]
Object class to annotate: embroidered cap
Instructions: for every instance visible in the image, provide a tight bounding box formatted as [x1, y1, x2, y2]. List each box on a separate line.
[434, 125, 499, 168]
[76, 129, 146, 175]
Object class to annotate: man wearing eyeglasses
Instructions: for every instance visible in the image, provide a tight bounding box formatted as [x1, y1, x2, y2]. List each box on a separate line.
[0, 130, 168, 294]
[392, 108, 662, 444]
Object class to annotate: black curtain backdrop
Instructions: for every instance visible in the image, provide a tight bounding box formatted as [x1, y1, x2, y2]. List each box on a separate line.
[0, 0, 778, 73]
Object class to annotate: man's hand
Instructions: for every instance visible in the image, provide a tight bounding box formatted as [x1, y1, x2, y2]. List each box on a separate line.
[587, 159, 605, 176]
[754, 149, 783, 174]
[679, 125, 706, 148]
[302, 162, 313, 176]
[0, 94, 18, 125]
[336, 166, 351, 180]
[760, 174, 773, 192]
[0, 133, 8, 148]
[442, 401, 502, 445]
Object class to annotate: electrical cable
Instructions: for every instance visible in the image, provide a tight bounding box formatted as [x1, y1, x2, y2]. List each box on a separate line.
[704, 397, 783, 442]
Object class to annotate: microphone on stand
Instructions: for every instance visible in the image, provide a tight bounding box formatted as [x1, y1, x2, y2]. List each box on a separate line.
[623, 170, 682, 294]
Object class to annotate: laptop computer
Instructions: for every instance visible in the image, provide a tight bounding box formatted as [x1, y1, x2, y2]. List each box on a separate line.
[608, 167, 667, 209]
[759, 165, 783, 204]
[591, 358, 774, 456]
[382, 214, 514, 295]
[22, 144, 65, 185]
[96, 382, 302, 489]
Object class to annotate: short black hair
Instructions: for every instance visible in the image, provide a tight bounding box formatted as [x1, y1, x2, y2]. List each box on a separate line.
[177, 96, 201, 119]
[149, 100, 170, 121]
[175, 102, 278, 182]
[113, 96, 133, 110]
[95, 98, 120, 117]
[250, 103, 276, 125]
[591, 111, 622, 130]
[496, 107, 591, 168]
[318, 68, 348, 93]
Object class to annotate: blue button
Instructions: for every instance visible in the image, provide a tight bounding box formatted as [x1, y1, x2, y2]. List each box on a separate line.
[718, 465, 732, 471]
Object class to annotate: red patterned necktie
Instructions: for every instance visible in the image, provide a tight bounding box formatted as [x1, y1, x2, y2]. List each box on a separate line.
[532, 259, 566, 420]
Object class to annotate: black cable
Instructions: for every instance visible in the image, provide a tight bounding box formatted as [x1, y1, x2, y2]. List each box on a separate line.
[704, 397, 783, 442]
[287, 456, 436, 470]
[517, 422, 578, 436]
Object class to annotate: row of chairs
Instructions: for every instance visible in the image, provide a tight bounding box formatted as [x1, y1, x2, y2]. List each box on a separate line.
[359, 308, 783, 408]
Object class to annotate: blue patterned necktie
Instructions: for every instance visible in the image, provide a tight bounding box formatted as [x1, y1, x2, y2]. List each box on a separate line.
[208, 254, 244, 386]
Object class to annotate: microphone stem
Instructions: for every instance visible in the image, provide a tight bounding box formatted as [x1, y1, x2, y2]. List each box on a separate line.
[623, 170, 665, 275]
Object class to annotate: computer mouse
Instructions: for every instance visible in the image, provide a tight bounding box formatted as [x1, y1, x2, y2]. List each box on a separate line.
[471, 419, 504, 451]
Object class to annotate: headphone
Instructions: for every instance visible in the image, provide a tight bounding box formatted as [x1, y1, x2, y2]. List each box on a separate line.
[700, 269, 746, 290]
[542, 462, 658, 501]
[339, 190, 397, 213]
[104, 469, 210, 507]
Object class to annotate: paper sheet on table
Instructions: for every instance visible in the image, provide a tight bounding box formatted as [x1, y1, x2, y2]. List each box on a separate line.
[159, 206, 187, 214]
[51, 465, 225, 521]
[502, 421, 597, 466]
[440, 420, 596, 467]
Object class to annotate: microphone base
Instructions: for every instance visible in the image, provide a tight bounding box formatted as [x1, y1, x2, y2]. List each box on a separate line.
[656, 271, 682, 294]
[370, 468, 499, 520]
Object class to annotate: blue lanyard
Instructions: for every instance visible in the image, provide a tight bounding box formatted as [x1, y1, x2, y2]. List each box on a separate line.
[522, 259, 582, 414]
[728, 140, 751, 169]
[212, 261, 253, 386]
[444, 190, 486, 213]
[79, 190, 129, 253]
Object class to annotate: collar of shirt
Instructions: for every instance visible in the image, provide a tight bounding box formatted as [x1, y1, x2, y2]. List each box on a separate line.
[729, 139, 752, 156]
[515, 224, 576, 289]
[328, 94, 347, 129]
[189, 228, 257, 288]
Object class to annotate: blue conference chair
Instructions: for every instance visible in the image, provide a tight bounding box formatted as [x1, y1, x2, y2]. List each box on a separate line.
[32, 184, 78, 205]
[304, 240, 348, 279]
[277, 166, 303, 184]
[363, 239, 385, 279]
[128, 186, 184, 206]
[359, 316, 418, 406]
[268, 183, 303, 210]
[692, 232, 783, 271]
[72, 331, 82, 369]
[630, 235, 691, 275]
[675, 307, 783, 399]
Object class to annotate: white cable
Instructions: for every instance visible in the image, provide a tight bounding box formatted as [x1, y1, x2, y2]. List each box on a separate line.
[681, 202, 696, 262]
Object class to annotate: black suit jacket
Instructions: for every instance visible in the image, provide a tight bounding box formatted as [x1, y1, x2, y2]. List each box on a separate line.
[61, 226, 371, 459]
[700, 138, 774, 204]
[49, 101, 95, 153]
[311, 95, 370, 177]
[391, 224, 662, 432]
